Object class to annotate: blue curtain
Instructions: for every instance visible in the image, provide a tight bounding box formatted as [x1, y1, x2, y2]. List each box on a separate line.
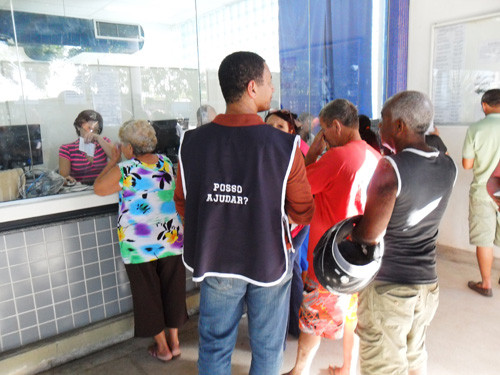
[279, 0, 374, 117]
[384, 0, 409, 101]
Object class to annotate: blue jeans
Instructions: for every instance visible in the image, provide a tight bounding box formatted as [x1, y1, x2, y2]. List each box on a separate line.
[198, 266, 293, 375]
[288, 226, 310, 338]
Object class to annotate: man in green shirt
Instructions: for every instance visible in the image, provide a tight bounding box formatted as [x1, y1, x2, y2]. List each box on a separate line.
[462, 88, 500, 297]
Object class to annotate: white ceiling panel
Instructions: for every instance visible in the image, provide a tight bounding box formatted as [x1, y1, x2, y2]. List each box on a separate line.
[0, 0, 240, 25]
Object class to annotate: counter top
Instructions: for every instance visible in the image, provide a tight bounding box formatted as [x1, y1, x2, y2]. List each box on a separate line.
[0, 191, 118, 225]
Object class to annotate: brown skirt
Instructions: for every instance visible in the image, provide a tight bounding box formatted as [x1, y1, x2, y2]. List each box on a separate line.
[125, 255, 189, 337]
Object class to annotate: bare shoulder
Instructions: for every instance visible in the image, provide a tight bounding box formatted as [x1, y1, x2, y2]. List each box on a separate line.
[370, 158, 398, 195]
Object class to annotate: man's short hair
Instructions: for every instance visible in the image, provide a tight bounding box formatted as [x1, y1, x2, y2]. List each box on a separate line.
[218, 51, 266, 104]
[481, 89, 500, 107]
[383, 91, 433, 135]
[319, 99, 358, 128]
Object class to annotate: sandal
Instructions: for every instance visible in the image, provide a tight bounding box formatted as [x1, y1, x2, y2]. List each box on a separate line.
[467, 281, 492, 297]
[168, 339, 181, 359]
[148, 344, 173, 362]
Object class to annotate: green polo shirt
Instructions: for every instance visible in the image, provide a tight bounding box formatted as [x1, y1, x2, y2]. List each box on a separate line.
[462, 113, 500, 200]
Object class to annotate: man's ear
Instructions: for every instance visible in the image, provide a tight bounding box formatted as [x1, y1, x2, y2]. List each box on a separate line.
[332, 119, 342, 134]
[247, 80, 257, 99]
[396, 119, 405, 133]
[482, 102, 490, 114]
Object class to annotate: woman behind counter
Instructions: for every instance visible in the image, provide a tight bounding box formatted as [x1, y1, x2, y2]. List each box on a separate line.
[59, 110, 114, 184]
[94, 119, 187, 362]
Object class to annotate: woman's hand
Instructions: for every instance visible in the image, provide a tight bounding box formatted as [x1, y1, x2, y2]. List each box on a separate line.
[82, 131, 115, 159]
[82, 131, 98, 144]
[64, 175, 76, 186]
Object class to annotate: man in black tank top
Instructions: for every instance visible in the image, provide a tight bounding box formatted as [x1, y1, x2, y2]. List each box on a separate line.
[352, 91, 457, 375]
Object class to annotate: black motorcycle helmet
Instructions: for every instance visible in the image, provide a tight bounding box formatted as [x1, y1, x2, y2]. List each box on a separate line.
[313, 215, 383, 294]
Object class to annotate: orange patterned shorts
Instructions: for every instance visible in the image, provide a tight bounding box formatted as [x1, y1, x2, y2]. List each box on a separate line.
[298, 275, 358, 340]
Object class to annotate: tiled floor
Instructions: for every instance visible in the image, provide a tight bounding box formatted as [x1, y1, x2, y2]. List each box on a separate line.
[39, 251, 500, 375]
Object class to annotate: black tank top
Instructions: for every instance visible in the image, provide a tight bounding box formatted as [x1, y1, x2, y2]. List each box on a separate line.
[375, 148, 457, 284]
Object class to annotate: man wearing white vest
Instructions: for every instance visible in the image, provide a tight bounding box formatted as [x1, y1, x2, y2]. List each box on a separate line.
[174, 51, 314, 375]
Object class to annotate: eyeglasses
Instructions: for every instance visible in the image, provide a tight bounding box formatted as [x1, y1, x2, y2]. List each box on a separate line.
[81, 121, 100, 132]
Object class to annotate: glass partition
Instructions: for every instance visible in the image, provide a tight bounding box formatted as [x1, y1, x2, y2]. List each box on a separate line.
[0, 0, 387, 207]
[0, 0, 280, 204]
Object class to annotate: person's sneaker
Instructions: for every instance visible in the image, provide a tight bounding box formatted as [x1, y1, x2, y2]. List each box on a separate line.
[467, 281, 493, 297]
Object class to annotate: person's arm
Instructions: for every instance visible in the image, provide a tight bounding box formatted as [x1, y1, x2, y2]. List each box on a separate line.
[304, 129, 326, 166]
[59, 145, 76, 184]
[462, 129, 474, 170]
[173, 164, 185, 222]
[487, 161, 500, 208]
[352, 158, 398, 245]
[285, 148, 315, 225]
[93, 144, 122, 196]
[462, 158, 474, 170]
[84, 133, 114, 159]
[58, 156, 76, 184]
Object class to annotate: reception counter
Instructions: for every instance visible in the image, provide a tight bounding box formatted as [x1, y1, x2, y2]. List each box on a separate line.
[0, 189, 118, 232]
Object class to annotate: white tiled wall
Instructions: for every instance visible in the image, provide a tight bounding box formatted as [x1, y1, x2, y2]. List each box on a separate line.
[0, 214, 195, 353]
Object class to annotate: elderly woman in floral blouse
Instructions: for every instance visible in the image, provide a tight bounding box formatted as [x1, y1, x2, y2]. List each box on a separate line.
[94, 119, 187, 362]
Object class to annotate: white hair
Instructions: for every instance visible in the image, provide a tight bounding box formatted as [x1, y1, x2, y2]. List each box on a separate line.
[383, 91, 434, 134]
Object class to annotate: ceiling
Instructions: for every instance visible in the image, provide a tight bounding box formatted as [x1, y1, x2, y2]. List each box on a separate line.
[0, 0, 240, 25]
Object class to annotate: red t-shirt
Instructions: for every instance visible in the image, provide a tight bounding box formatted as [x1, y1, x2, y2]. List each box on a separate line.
[306, 140, 381, 281]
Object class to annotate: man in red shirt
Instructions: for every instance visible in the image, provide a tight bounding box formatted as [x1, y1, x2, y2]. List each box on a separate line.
[285, 99, 380, 375]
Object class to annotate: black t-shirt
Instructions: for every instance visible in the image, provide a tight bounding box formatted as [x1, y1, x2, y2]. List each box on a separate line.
[376, 149, 456, 284]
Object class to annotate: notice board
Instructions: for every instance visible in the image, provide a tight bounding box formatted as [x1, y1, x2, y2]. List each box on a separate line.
[430, 13, 500, 124]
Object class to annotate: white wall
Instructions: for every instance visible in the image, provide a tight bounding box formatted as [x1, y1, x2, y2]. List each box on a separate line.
[408, 0, 500, 255]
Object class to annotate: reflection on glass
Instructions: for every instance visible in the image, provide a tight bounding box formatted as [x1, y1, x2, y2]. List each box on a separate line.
[0, 124, 42, 202]
[0, 0, 281, 204]
[0, 124, 43, 170]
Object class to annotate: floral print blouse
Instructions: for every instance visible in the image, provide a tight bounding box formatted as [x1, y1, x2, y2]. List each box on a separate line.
[117, 154, 183, 264]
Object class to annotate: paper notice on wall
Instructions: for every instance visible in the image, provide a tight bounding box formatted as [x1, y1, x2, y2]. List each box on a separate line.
[432, 14, 500, 124]
[433, 24, 466, 71]
[63, 90, 86, 105]
[433, 69, 498, 124]
[432, 24, 466, 124]
[479, 40, 500, 63]
[91, 70, 122, 127]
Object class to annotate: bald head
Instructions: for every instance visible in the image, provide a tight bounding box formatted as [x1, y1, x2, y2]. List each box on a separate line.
[382, 91, 434, 135]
